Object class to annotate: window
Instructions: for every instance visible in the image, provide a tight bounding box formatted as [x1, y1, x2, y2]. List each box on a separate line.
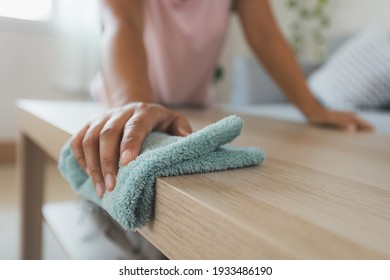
[0, 0, 52, 21]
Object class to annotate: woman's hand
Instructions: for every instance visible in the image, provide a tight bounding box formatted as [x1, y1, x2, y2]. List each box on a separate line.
[307, 109, 373, 132]
[70, 102, 192, 197]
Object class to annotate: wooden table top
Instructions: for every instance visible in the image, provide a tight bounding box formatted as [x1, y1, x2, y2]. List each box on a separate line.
[17, 99, 390, 259]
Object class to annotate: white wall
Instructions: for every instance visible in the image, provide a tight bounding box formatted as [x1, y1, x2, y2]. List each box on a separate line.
[0, 23, 62, 140]
[0, 1, 99, 141]
[216, 0, 390, 103]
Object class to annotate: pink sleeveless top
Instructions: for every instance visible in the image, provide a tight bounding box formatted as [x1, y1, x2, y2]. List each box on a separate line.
[91, 0, 231, 106]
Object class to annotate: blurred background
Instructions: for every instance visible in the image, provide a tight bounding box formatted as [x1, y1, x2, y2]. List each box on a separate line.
[0, 0, 389, 259]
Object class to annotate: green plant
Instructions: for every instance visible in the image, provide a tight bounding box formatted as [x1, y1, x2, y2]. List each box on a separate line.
[286, 0, 330, 61]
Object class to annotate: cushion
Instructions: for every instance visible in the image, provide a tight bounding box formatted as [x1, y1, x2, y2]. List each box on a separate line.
[308, 24, 390, 110]
[230, 55, 317, 105]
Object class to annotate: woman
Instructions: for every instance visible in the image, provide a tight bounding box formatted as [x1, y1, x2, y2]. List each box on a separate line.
[71, 0, 372, 198]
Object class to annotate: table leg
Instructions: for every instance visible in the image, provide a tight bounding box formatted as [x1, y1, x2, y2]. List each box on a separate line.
[17, 134, 45, 260]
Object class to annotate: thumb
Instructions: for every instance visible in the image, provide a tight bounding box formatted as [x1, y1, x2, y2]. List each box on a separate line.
[170, 114, 192, 136]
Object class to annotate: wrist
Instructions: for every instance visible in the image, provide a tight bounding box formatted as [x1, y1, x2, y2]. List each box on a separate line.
[108, 88, 155, 107]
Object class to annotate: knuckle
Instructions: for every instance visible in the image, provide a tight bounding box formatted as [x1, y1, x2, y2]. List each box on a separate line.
[113, 104, 127, 114]
[82, 133, 98, 149]
[70, 138, 79, 151]
[136, 102, 150, 112]
[125, 120, 150, 137]
[100, 155, 115, 167]
[121, 137, 139, 149]
[125, 117, 145, 129]
[74, 156, 85, 165]
[89, 169, 102, 179]
[99, 126, 118, 139]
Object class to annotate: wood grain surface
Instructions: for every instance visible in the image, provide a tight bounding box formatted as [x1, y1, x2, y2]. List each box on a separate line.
[17, 100, 390, 259]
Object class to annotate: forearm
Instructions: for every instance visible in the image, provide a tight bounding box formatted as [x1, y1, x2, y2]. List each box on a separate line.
[252, 32, 325, 117]
[248, 34, 371, 130]
[101, 11, 154, 107]
[237, 0, 325, 118]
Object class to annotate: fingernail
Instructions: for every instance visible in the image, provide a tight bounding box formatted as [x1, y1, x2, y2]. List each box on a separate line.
[346, 124, 357, 132]
[178, 127, 191, 136]
[105, 173, 115, 192]
[95, 182, 104, 197]
[121, 149, 133, 165]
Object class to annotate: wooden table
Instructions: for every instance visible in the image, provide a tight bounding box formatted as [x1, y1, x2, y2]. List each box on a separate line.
[17, 100, 390, 259]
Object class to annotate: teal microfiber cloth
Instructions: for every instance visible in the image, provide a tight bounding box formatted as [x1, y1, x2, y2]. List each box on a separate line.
[58, 115, 265, 231]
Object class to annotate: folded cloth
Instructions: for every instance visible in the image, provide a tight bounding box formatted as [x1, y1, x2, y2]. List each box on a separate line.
[58, 115, 265, 231]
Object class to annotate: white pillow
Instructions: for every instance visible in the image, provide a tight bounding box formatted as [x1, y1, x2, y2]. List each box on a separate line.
[308, 24, 390, 111]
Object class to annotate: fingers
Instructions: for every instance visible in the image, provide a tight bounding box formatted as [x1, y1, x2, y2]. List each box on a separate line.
[120, 109, 158, 165]
[82, 117, 109, 197]
[119, 104, 192, 166]
[99, 123, 121, 192]
[169, 113, 193, 136]
[70, 102, 193, 197]
[351, 115, 373, 132]
[337, 114, 358, 132]
[99, 110, 134, 192]
[338, 113, 373, 132]
[70, 124, 90, 172]
[327, 112, 373, 132]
